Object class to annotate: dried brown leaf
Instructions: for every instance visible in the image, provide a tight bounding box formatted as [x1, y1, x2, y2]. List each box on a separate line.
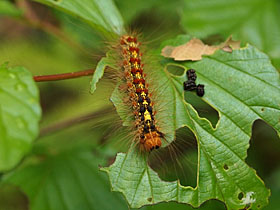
[161, 36, 240, 61]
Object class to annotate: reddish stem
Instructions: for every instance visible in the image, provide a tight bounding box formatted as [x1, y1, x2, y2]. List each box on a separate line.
[33, 69, 94, 82]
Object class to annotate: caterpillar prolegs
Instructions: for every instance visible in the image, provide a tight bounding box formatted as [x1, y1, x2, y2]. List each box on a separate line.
[119, 35, 163, 152]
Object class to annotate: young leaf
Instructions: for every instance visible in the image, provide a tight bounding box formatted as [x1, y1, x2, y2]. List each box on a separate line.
[180, 0, 280, 67]
[3, 149, 127, 210]
[102, 36, 279, 209]
[90, 52, 116, 94]
[33, 0, 125, 38]
[0, 64, 41, 172]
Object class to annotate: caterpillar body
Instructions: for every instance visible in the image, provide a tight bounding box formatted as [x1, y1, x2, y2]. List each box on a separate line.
[119, 35, 163, 152]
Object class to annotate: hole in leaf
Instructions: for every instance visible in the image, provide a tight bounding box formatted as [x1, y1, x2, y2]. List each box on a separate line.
[148, 126, 198, 187]
[238, 192, 244, 200]
[166, 65, 184, 76]
[257, 204, 261, 208]
[239, 203, 251, 210]
[184, 91, 219, 128]
[261, 108, 264, 112]
[147, 197, 152, 202]
[223, 164, 229, 170]
[247, 120, 280, 178]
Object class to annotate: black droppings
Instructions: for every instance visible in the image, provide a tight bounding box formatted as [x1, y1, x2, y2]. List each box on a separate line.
[196, 84, 205, 97]
[183, 69, 205, 97]
[183, 80, 197, 91]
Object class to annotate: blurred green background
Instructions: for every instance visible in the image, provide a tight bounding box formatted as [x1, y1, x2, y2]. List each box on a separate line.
[0, 0, 279, 210]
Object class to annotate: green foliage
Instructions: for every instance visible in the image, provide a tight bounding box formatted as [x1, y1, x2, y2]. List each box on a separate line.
[0, 0, 22, 17]
[115, 0, 181, 24]
[32, 0, 125, 38]
[0, 0, 280, 210]
[3, 148, 127, 210]
[0, 64, 41, 172]
[102, 36, 279, 208]
[180, 0, 280, 68]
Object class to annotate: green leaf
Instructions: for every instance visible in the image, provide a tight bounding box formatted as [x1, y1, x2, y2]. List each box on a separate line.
[3, 149, 127, 210]
[0, 0, 22, 17]
[33, 0, 125, 37]
[0, 64, 41, 172]
[90, 54, 115, 94]
[145, 199, 226, 210]
[180, 0, 280, 67]
[102, 36, 280, 209]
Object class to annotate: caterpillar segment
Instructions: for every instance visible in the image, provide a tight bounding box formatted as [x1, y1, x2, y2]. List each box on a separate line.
[120, 35, 162, 152]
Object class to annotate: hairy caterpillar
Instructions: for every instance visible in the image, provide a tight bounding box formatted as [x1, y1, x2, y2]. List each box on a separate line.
[112, 35, 197, 185]
[119, 35, 163, 152]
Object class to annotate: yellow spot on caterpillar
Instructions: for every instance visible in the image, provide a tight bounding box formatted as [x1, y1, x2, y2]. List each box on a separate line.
[144, 110, 151, 121]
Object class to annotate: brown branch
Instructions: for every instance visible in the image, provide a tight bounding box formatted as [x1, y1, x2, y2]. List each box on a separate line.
[33, 69, 94, 82]
[39, 107, 113, 137]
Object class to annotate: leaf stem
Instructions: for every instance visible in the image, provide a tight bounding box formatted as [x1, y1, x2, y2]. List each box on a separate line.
[33, 69, 94, 82]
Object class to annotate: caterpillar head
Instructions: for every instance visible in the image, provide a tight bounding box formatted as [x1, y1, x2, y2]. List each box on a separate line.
[143, 131, 162, 152]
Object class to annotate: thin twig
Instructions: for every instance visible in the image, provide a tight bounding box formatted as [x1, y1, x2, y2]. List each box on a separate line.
[33, 69, 94, 82]
[39, 107, 112, 137]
